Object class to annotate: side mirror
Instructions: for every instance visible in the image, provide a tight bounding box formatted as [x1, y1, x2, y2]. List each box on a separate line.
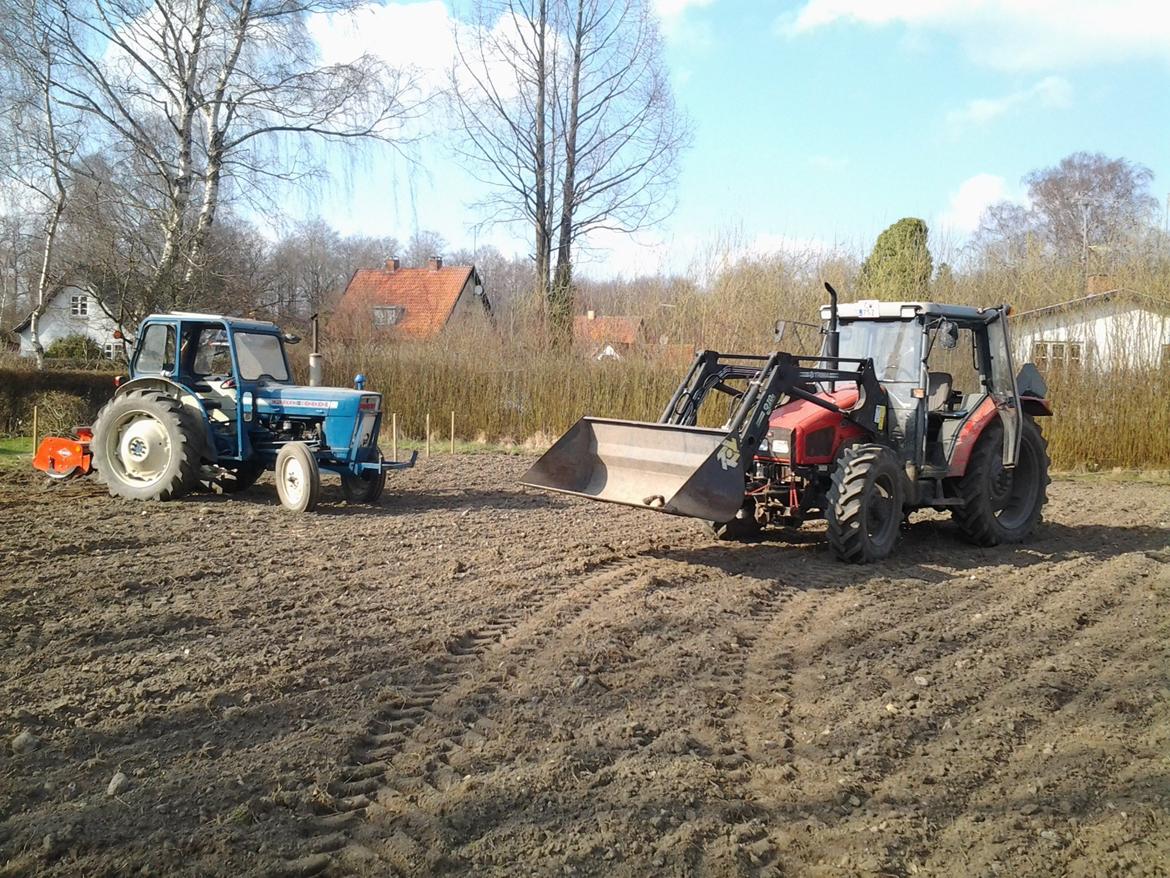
[940, 321, 959, 349]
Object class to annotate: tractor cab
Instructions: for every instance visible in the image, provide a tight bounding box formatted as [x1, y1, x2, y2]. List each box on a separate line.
[815, 300, 1026, 479]
[127, 313, 298, 462]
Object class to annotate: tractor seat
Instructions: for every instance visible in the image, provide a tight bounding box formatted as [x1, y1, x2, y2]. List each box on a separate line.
[927, 372, 953, 412]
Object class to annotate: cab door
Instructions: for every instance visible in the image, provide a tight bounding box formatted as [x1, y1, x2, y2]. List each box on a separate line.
[984, 308, 1022, 468]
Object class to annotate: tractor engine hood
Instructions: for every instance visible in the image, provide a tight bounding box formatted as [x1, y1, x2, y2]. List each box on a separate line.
[253, 385, 379, 414]
[253, 385, 383, 457]
[767, 387, 858, 432]
[762, 387, 866, 466]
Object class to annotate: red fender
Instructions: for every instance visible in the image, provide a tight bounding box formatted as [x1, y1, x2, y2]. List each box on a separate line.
[946, 397, 999, 477]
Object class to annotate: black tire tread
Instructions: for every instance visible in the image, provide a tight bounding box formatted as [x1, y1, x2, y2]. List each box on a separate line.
[90, 389, 202, 501]
[826, 443, 903, 564]
[953, 417, 1050, 547]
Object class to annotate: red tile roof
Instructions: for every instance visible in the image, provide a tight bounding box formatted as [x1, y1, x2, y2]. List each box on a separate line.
[573, 314, 643, 347]
[332, 263, 480, 340]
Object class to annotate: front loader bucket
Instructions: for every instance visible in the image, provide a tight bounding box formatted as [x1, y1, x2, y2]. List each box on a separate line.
[521, 417, 747, 523]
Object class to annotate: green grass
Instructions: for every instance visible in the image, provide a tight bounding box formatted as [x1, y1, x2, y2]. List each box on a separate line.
[0, 436, 33, 470]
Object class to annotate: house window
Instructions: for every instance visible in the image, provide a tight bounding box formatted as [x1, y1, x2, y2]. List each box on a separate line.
[372, 306, 403, 327]
[103, 342, 118, 360]
[1032, 341, 1085, 372]
[71, 294, 88, 316]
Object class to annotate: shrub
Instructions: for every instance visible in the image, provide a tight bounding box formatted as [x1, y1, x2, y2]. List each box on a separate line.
[45, 333, 104, 360]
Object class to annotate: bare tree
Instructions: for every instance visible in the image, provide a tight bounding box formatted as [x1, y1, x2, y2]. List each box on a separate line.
[973, 152, 1160, 280]
[451, 0, 687, 341]
[452, 0, 555, 304]
[0, 0, 79, 367]
[41, 0, 422, 311]
[548, 0, 687, 335]
[403, 229, 447, 267]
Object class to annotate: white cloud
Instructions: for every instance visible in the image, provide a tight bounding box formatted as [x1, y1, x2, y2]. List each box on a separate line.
[938, 173, 1013, 235]
[309, 2, 456, 91]
[946, 75, 1072, 132]
[652, 0, 716, 49]
[781, 0, 1170, 70]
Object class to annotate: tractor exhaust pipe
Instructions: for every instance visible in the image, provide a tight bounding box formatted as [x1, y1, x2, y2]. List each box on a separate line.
[823, 281, 840, 359]
[823, 282, 840, 392]
[308, 312, 323, 387]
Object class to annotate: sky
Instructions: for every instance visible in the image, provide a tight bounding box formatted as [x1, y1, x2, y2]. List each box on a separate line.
[294, 0, 1170, 279]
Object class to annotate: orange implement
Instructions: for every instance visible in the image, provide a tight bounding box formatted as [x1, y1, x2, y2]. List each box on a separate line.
[32, 430, 93, 481]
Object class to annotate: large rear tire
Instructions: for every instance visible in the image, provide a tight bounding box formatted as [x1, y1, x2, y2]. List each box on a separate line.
[826, 443, 905, 563]
[953, 417, 1049, 546]
[91, 390, 202, 501]
[275, 442, 320, 513]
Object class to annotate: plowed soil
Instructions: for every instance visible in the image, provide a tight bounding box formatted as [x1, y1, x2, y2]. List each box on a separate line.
[1, 455, 1168, 878]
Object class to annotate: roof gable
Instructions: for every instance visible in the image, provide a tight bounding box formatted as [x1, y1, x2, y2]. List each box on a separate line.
[334, 264, 481, 339]
[12, 283, 115, 334]
[1014, 288, 1170, 322]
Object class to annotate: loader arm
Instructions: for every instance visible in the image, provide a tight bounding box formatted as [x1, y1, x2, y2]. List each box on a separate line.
[522, 349, 889, 523]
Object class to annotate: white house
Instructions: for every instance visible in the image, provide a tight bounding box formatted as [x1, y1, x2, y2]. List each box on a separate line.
[1012, 287, 1170, 373]
[13, 284, 125, 359]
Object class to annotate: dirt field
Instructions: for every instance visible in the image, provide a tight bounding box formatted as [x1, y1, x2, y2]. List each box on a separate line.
[1, 454, 1168, 877]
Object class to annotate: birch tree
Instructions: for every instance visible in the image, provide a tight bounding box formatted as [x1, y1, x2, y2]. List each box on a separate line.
[0, 0, 79, 367]
[42, 0, 421, 312]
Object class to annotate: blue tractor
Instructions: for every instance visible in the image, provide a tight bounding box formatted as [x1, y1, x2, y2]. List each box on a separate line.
[87, 312, 415, 511]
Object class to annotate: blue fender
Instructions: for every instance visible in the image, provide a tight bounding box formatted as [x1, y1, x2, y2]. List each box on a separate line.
[114, 377, 219, 462]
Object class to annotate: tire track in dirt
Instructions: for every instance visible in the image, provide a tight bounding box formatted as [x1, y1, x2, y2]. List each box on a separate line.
[653, 565, 823, 876]
[276, 555, 670, 877]
[761, 548, 1159, 875]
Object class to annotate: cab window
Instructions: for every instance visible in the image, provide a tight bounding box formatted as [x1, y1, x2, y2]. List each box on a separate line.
[191, 327, 234, 376]
[136, 323, 175, 374]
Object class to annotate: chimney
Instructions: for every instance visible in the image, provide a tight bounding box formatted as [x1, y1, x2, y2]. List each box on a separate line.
[1086, 274, 1116, 295]
[385, 257, 400, 271]
[586, 309, 596, 320]
[428, 255, 443, 270]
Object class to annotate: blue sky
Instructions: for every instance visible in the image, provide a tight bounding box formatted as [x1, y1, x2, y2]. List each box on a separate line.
[299, 0, 1170, 277]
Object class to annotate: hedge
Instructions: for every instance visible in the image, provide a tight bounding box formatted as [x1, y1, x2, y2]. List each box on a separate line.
[0, 367, 119, 436]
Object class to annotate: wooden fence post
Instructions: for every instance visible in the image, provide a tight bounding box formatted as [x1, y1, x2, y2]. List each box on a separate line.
[31, 405, 38, 452]
[425, 413, 431, 459]
[450, 411, 455, 454]
[391, 412, 397, 462]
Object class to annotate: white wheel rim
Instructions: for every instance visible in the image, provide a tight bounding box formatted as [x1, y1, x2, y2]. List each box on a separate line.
[283, 456, 306, 505]
[112, 413, 172, 485]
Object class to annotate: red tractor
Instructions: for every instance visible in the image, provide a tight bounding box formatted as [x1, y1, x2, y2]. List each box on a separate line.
[523, 285, 1052, 562]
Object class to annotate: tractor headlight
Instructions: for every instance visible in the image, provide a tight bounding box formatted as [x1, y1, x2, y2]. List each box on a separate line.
[760, 429, 792, 457]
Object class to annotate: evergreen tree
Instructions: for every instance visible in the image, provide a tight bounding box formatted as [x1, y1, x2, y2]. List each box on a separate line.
[858, 218, 932, 300]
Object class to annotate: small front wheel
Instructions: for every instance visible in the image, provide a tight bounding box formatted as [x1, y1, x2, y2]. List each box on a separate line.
[703, 500, 763, 541]
[275, 443, 320, 512]
[341, 471, 386, 504]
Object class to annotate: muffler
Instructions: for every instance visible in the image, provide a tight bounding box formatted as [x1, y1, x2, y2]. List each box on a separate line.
[520, 417, 748, 523]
